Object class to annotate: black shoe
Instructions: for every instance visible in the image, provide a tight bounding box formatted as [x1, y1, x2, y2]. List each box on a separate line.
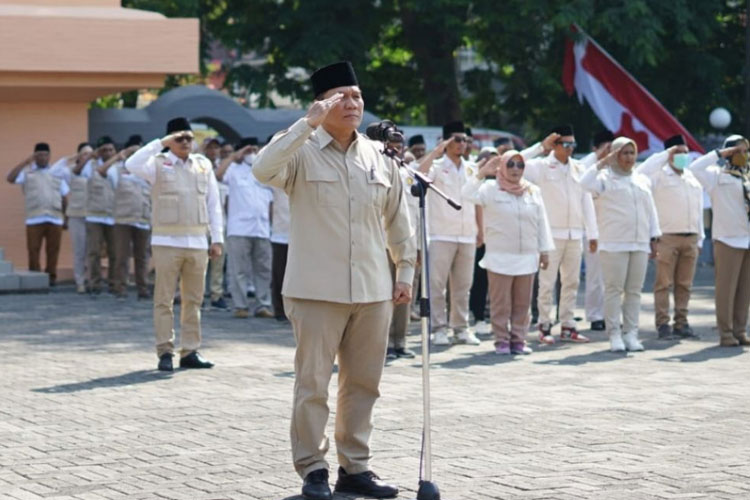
[395, 347, 416, 359]
[157, 354, 173, 372]
[385, 347, 398, 362]
[302, 468, 332, 500]
[673, 324, 700, 339]
[590, 320, 606, 331]
[179, 351, 214, 369]
[211, 297, 229, 310]
[657, 323, 673, 340]
[275, 314, 288, 322]
[335, 467, 398, 498]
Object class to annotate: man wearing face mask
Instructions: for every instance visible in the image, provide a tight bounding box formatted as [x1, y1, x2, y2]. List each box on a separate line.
[635, 135, 703, 340]
[522, 125, 599, 344]
[216, 137, 274, 319]
[75, 136, 119, 294]
[125, 117, 223, 371]
[6, 142, 69, 286]
[689, 135, 750, 347]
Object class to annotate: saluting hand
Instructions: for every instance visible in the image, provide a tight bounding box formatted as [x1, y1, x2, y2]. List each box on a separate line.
[541, 133, 560, 152]
[477, 155, 500, 179]
[306, 92, 344, 128]
[597, 145, 622, 170]
[392, 281, 412, 305]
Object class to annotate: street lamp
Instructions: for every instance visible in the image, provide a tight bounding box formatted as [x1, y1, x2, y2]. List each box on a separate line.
[709, 107, 732, 130]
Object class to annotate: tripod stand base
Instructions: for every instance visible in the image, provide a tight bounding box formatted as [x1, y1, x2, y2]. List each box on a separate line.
[416, 480, 440, 500]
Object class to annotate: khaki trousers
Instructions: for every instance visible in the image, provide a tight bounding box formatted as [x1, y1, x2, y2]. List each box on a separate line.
[713, 240, 750, 340]
[487, 271, 534, 344]
[284, 297, 393, 478]
[428, 241, 475, 332]
[207, 250, 226, 302]
[113, 224, 150, 296]
[86, 222, 115, 292]
[600, 251, 649, 336]
[388, 255, 409, 349]
[25, 223, 62, 285]
[654, 234, 699, 328]
[152, 245, 209, 357]
[227, 236, 272, 311]
[68, 216, 87, 287]
[584, 247, 605, 322]
[538, 238, 582, 328]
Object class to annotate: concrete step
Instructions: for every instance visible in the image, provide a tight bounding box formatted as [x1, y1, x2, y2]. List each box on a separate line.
[0, 273, 21, 291]
[0, 261, 12, 274]
[17, 271, 49, 290]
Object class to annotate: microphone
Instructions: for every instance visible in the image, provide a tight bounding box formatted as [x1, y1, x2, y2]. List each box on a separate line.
[366, 120, 404, 143]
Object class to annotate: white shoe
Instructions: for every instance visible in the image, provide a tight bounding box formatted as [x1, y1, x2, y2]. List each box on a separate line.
[610, 332, 626, 352]
[474, 320, 491, 334]
[432, 330, 451, 346]
[456, 329, 481, 345]
[623, 331, 644, 351]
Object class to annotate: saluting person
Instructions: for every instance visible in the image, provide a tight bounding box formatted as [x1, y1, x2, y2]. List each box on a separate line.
[125, 118, 224, 371]
[254, 61, 415, 500]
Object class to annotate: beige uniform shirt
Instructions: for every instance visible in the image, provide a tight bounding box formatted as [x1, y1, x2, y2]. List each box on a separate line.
[253, 117, 416, 304]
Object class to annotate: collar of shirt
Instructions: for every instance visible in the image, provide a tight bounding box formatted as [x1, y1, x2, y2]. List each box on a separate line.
[545, 151, 570, 172]
[313, 126, 361, 152]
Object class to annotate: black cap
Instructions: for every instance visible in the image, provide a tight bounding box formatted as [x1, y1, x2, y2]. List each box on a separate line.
[663, 134, 686, 149]
[96, 136, 115, 148]
[443, 120, 465, 139]
[166, 117, 192, 134]
[494, 137, 512, 147]
[310, 61, 359, 97]
[550, 124, 575, 136]
[205, 137, 220, 146]
[124, 134, 143, 148]
[237, 137, 259, 148]
[34, 142, 50, 152]
[77, 142, 91, 152]
[593, 130, 615, 147]
[408, 135, 425, 147]
[465, 127, 473, 137]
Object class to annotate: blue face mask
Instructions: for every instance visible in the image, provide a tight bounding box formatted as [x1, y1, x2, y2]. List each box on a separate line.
[672, 153, 689, 170]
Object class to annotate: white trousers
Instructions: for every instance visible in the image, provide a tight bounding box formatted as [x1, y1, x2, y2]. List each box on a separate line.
[227, 236, 272, 311]
[428, 240, 475, 332]
[538, 238, 582, 328]
[584, 247, 605, 322]
[599, 250, 649, 336]
[68, 216, 87, 287]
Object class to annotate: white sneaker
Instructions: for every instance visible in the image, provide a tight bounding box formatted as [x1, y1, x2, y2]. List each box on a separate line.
[623, 331, 644, 351]
[610, 332, 626, 352]
[432, 330, 451, 346]
[455, 329, 481, 345]
[474, 321, 491, 334]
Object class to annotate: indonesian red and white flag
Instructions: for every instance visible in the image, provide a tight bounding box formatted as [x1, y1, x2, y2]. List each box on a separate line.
[563, 25, 703, 155]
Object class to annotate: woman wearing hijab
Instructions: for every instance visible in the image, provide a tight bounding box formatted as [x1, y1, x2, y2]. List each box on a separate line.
[580, 137, 661, 352]
[689, 135, 750, 347]
[462, 150, 554, 355]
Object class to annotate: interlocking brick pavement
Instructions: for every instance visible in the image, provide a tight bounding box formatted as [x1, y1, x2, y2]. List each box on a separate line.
[1, 265, 749, 499]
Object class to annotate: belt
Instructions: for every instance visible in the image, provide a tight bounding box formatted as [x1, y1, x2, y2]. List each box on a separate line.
[667, 232, 698, 237]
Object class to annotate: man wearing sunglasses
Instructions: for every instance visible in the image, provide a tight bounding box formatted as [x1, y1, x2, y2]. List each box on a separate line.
[125, 117, 224, 372]
[522, 124, 599, 344]
[418, 120, 482, 347]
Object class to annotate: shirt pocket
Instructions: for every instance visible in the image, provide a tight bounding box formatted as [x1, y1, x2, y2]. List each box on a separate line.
[368, 168, 391, 208]
[306, 166, 343, 206]
[195, 171, 208, 194]
[159, 167, 178, 194]
[156, 194, 179, 224]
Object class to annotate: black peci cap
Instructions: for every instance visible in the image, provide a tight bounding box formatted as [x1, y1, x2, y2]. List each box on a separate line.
[237, 137, 259, 148]
[408, 135, 425, 147]
[593, 130, 615, 147]
[663, 134, 686, 149]
[34, 142, 50, 152]
[442, 120, 465, 139]
[166, 117, 192, 134]
[550, 124, 575, 136]
[310, 61, 359, 97]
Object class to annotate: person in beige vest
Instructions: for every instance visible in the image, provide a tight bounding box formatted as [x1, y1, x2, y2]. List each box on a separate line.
[635, 134, 703, 340]
[462, 150, 554, 355]
[581, 137, 661, 352]
[125, 117, 224, 372]
[254, 61, 414, 500]
[73, 136, 118, 294]
[6, 142, 69, 285]
[417, 120, 481, 347]
[689, 135, 750, 347]
[522, 124, 599, 344]
[98, 135, 151, 299]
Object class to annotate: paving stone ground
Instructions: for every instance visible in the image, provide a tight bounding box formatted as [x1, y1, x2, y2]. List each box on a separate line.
[1, 265, 750, 500]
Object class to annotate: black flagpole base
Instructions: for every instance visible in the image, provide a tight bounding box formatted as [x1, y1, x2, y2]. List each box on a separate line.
[416, 480, 440, 500]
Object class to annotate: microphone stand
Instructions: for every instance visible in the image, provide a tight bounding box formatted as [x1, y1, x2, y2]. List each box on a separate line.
[381, 146, 461, 500]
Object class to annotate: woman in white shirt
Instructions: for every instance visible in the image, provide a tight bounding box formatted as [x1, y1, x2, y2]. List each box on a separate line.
[689, 135, 750, 347]
[581, 137, 661, 353]
[462, 150, 554, 355]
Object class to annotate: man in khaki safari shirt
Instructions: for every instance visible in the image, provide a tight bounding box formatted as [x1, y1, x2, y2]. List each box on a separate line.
[254, 61, 416, 500]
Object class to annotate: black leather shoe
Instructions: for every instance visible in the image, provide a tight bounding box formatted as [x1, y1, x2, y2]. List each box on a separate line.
[179, 351, 214, 369]
[395, 347, 416, 359]
[157, 354, 173, 372]
[302, 468, 332, 500]
[590, 320, 606, 331]
[335, 467, 398, 498]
